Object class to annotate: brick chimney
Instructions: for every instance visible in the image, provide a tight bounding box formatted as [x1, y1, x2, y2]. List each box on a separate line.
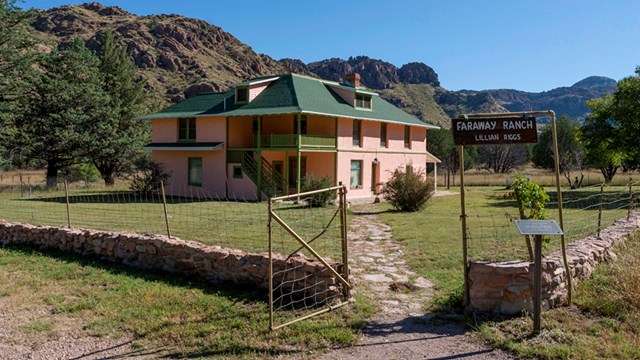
[344, 73, 361, 88]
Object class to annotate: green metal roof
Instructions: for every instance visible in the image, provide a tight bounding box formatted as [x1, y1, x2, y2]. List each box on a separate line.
[139, 73, 439, 128]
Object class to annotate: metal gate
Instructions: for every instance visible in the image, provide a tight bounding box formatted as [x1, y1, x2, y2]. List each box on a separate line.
[268, 184, 352, 330]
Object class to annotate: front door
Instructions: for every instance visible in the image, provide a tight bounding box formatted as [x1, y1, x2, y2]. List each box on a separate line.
[371, 161, 381, 194]
[288, 156, 307, 189]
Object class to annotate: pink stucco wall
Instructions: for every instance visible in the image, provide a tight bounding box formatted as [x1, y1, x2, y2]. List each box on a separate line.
[337, 151, 428, 199]
[411, 127, 427, 152]
[197, 116, 226, 142]
[151, 118, 177, 143]
[152, 150, 226, 197]
[228, 117, 253, 148]
[248, 83, 269, 102]
[307, 115, 336, 136]
[226, 163, 258, 201]
[262, 115, 294, 134]
[150, 116, 225, 143]
[305, 152, 336, 183]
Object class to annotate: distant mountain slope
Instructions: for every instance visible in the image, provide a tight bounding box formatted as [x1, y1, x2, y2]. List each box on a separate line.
[28, 2, 615, 126]
[31, 2, 291, 103]
[464, 76, 616, 120]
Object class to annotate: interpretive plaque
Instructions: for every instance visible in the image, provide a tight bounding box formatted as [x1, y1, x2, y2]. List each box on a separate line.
[514, 220, 564, 236]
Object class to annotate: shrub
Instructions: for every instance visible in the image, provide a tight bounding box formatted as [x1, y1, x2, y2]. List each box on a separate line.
[382, 167, 434, 212]
[60, 163, 102, 183]
[129, 160, 171, 194]
[301, 175, 332, 207]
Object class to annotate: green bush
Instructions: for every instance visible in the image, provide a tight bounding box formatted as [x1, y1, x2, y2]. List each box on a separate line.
[301, 175, 332, 207]
[129, 161, 171, 194]
[60, 163, 101, 183]
[382, 167, 434, 212]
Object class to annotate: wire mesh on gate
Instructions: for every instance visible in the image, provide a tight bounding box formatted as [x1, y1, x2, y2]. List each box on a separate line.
[268, 185, 351, 330]
[463, 181, 638, 262]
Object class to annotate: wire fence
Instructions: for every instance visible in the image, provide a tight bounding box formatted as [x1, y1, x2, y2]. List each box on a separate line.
[0, 180, 273, 253]
[463, 180, 639, 262]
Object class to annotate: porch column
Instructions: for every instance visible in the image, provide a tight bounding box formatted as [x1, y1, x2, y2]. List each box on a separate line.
[256, 115, 262, 200]
[296, 113, 302, 195]
[434, 162, 438, 192]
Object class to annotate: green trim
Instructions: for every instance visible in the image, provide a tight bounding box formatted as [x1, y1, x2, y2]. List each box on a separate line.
[256, 115, 262, 200]
[229, 116, 231, 198]
[296, 113, 302, 195]
[337, 149, 431, 155]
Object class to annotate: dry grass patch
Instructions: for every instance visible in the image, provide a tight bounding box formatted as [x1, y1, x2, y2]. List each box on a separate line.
[476, 234, 640, 359]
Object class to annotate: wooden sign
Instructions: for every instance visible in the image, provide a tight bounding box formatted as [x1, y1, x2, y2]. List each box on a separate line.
[452, 115, 538, 145]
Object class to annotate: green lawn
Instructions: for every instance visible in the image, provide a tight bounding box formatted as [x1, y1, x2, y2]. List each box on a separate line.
[0, 244, 372, 358]
[376, 186, 632, 301]
[0, 187, 345, 259]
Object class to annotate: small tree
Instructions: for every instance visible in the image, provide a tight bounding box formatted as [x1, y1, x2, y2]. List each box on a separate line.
[129, 160, 170, 194]
[301, 175, 332, 207]
[510, 175, 549, 261]
[382, 167, 434, 212]
[532, 116, 585, 188]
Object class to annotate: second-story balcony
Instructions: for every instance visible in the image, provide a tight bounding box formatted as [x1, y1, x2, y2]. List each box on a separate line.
[253, 134, 336, 149]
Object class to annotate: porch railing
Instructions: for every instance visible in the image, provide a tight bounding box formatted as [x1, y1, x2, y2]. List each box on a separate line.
[254, 134, 336, 148]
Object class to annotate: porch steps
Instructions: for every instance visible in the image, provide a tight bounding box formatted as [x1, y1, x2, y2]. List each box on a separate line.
[241, 151, 286, 198]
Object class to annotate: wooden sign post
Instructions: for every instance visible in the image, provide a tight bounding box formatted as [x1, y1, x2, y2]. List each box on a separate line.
[452, 111, 571, 310]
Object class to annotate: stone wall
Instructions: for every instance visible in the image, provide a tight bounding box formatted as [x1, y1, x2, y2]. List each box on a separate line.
[0, 220, 345, 304]
[468, 212, 640, 315]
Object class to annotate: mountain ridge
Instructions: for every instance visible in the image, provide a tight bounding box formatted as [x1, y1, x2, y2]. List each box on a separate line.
[28, 2, 616, 127]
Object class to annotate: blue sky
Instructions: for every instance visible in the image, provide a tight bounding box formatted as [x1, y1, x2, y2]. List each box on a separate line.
[19, 0, 640, 92]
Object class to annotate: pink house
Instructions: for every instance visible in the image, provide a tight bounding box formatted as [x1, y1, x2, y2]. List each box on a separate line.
[140, 73, 441, 200]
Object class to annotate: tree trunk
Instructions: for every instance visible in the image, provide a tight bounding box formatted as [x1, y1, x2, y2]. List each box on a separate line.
[96, 162, 117, 187]
[601, 165, 618, 183]
[46, 160, 59, 189]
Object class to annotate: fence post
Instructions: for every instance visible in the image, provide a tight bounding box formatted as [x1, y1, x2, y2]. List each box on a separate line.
[339, 181, 350, 300]
[19, 172, 23, 198]
[160, 180, 171, 239]
[629, 178, 633, 221]
[268, 197, 274, 331]
[597, 183, 604, 238]
[64, 180, 71, 228]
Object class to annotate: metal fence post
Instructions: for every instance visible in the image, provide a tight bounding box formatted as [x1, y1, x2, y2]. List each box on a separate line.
[64, 180, 71, 228]
[628, 178, 633, 221]
[160, 181, 171, 239]
[339, 182, 350, 300]
[268, 197, 274, 330]
[597, 183, 604, 238]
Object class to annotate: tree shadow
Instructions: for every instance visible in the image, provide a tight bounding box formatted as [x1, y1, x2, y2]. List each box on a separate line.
[0, 243, 344, 358]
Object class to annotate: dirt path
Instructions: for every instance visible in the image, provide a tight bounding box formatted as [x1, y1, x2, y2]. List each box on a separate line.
[322, 204, 513, 360]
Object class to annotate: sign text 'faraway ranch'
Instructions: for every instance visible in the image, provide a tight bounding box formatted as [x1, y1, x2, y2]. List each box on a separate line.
[451, 115, 538, 145]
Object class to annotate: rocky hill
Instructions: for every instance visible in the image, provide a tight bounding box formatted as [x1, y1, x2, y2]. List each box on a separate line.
[28, 2, 615, 127]
[31, 2, 291, 103]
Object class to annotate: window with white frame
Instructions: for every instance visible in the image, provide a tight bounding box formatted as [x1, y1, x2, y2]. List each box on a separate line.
[350, 160, 362, 189]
